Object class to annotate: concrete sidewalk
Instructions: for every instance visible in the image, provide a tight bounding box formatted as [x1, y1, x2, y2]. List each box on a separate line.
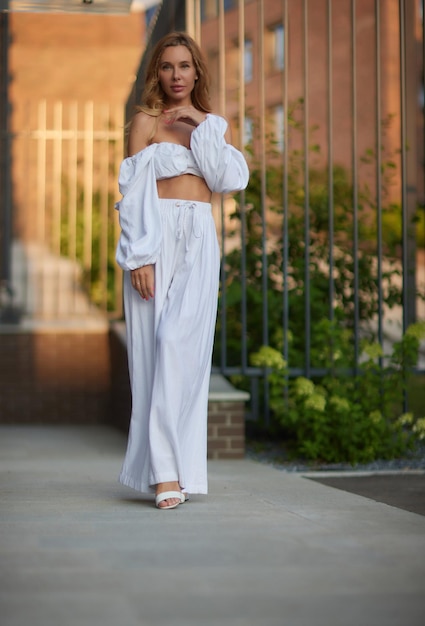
[0, 425, 424, 626]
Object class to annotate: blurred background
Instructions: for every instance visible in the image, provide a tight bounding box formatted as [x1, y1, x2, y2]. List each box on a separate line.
[0, 1, 424, 462]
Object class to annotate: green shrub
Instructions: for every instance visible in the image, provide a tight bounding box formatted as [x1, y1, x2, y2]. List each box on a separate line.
[215, 107, 423, 370]
[250, 321, 425, 464]
[216, 106, 424, 458]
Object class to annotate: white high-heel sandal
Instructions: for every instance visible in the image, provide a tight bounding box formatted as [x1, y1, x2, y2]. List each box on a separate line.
[155, 491, 186, 510]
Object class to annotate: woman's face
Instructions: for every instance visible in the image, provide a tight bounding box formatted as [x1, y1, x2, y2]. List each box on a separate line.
[158, 45, 198, 106]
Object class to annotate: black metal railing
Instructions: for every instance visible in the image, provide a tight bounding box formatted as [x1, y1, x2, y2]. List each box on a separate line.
[125, 0, 424, 421]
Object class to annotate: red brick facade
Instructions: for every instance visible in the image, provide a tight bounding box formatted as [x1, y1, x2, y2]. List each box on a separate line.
[8, 11, 145, 243]
[0, 327, 110, 423]
[207, 401, 246, 460]
[0, 326, 247, 459]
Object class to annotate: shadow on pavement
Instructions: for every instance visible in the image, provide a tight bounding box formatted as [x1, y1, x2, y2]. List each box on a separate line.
[306, 474, 425, 516]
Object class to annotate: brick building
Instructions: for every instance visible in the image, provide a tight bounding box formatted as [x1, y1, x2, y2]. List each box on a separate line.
[8, 8, 145, 243]
[0, 6, 146, 426]
[201, 0, 423, 204]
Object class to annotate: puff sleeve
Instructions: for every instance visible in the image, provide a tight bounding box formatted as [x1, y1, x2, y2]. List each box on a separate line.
[115, 145, 162, 271]
[190, 114, 249, 194]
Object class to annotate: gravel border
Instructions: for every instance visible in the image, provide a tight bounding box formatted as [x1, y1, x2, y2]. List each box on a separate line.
[245, 442, 425, 473]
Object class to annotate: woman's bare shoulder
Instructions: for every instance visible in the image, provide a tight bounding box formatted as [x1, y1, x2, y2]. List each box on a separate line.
[132, 109, 158, 127]
[128, 110, 159, 155]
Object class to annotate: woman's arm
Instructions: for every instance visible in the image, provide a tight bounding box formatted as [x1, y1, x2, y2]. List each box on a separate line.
[189, 114, 249, 194]
[127, 111, 156, 300]
[121, 112, 158, 299]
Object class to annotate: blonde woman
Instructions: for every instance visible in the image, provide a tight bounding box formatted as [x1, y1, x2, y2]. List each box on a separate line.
[116, 32, 249, 509]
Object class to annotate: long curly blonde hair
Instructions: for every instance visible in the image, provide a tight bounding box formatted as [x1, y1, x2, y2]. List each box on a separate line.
[139, 32, 212, 116]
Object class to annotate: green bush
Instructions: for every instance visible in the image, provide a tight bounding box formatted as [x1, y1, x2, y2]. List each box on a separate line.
[215, 106, 424, 465]
[250, 321, 425, 464]
[60, 186, 119, 312]
[215, 106, 424, 371]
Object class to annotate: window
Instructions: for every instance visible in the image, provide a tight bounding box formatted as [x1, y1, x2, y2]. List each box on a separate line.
[207, 49, 219, 92]
[201, 0, 217, 19]
[273, 105, 284, 152]
[244, 117, 254, 148]
[273, 24, 285, 71]
[201, 0, 237, 20]
[244, 39, 253, 83]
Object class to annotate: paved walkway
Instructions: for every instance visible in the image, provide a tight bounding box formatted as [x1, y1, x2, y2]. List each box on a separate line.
[1, 425, 424, 626]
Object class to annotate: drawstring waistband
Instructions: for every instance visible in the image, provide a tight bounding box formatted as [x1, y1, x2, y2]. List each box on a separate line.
[157, 198, 212, 252]
[175, 201, 202, 251]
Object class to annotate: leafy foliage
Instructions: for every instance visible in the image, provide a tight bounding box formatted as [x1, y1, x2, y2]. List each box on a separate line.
[250, 322, 425, 464]
[60, 186, 119, 312]
[215, 103, 424, 462]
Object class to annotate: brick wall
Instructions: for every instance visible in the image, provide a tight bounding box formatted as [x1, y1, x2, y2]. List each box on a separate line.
[0, 326, 111, 423]
[207, 401, 245, 460]
[0, 324, 248, 460]
[9, 12, 145, 104]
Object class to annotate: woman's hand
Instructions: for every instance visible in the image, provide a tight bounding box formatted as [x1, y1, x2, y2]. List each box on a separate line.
[131, 265, 155, 300]
[163, 106, 206, 128]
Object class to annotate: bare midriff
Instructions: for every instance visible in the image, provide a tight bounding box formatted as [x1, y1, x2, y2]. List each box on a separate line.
[157, 174, 212, 203]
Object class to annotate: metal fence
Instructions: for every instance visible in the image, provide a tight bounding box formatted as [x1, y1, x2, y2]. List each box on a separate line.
[135, 0, 425, 421]
[5, 99, 124, 319]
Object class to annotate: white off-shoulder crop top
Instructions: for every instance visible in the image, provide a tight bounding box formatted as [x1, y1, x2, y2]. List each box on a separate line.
[115, 114, 249, 271]
[153, 142, 203, 180]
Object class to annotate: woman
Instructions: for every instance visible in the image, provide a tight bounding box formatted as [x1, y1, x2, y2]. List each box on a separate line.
[115, 32, 249, 509]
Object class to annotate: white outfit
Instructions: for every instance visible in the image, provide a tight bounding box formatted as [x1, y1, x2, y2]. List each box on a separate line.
[115, 114, 249, 494]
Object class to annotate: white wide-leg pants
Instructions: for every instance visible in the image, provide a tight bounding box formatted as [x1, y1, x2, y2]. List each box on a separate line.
[119, 199, 220, 494]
